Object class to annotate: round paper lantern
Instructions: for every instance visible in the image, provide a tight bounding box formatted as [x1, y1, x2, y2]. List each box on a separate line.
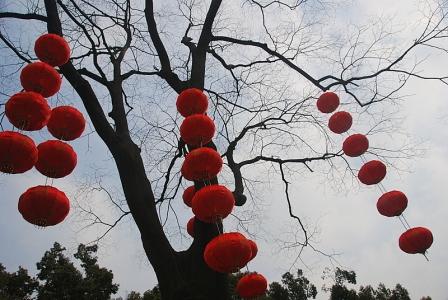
[317, 91, 339, 113]
[0, 131, 38, 174]
[183, 186, 196, 207]
[399, 227, 433, 254]
[187, 217, 195, 237]
[18, 185, 70, 227]
[20, 62, 61, 97]
[35, 140, 77, 178]
[236, 273, 268, 299]
[47, 106, 86, 141]
[176, 88, 208, 117]
[343, 134, 369, 157]
[358, 160, 386, 185]
[5, 92, 51, 131]
[247, 240, 258, 261]
[204, 232, 252, 273]
[328, 111, 352, 134]
[180, 114, 215, 146]
[181, 147, 223, 181]
[34, 33, 71, 67]
[192, 185, 235, 223]
[377, 190, 408, 217]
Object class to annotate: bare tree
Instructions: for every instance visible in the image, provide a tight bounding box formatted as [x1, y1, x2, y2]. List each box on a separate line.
[1, 0, 447, 299]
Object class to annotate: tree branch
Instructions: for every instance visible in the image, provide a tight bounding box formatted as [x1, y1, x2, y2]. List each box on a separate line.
[212, 35, 326, 90]
[144, 0, 184, 92]
[0, 12, 47, 22]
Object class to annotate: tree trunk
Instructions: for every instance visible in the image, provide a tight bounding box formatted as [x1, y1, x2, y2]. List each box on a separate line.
[111, 139, 230, 300]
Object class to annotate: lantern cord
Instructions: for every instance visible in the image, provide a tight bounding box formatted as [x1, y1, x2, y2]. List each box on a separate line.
[45, 177, 49, 186]
[215, 217, 223, 235]
[400, 213, 411, 229]
[360, 154, 367, 163]
[422, 252, 430, 262]
[397, 216, 407, 230]
[377, 182, 387, 194]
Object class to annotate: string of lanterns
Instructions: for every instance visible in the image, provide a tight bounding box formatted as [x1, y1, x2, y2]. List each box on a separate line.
[317, 91, 434, 257]
[176, 88, 268, 299]
[0, 33, 85, 227]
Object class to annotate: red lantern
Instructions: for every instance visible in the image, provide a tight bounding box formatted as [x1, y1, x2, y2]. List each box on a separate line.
[377, 190, 408, 217]
[0, 131, 38, 174]
[180, 114, 215, 146]
[192, 185, 235, 223]
[181, 147, 223, 181]
[176, 88, 208, 117]
[20, 62, 61, 97]
[183, 186, 196, 207]
[358, 160, 386, 185]
[35, 140, 77, 178]
[247, 240, 258, 261]
[47, 106, 86, 141]
[34, 33, 71, 67]
[399, 227, 433, 254]
[343, 134, 369, 157]
[204, 232, 252, 273]
[328, 111, 352, 134]
[5, 92, 51, 131]
[317, 92, 339, 113]
[236, 273, 268, 299]
[187, 217, 195, 237]
[18, 185, 70, 227]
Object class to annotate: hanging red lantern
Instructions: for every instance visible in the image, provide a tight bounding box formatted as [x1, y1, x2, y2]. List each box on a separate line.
[247, 240, 258, 261]
[236, 273, 268, 299]
[343, 134, 369, 157]
[35, 140, 77, 178]
[358, 160, 386, 185]
[317, 92, 339, 113]
[399, 227, 433, 254]
[176, 88, 208, 117]
[377, 190, 408, 217]
[20, 62, 61, 98]
[204, 232, 253, 273]
[34, 33, 71, 67]
[18, 185, 70, 227]
[47, 106, 86, 141]
[328, 111, 352, 134]
[181, 147, 223, 181]
[180, 114, 215, 146]
[183, 186, 196, 207]
[0, 131, 38, 174]
[192, 185, 235, 223]
[5, 92, 51, 131]
[187, 217, 195, 237]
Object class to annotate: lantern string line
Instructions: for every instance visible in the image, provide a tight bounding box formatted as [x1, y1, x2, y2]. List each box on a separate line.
[400, 213, 411, 229]
[327, 101, 431, 261]
[215, 217, 222, 235]
[397, 215, 407, 229]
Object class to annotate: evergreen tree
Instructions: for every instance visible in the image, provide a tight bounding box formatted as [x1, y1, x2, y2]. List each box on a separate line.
[74, 244, 119, 299]
[36, 242, 84, 299]
[0, 263, 38, 300]
[35, 242, 118, 300]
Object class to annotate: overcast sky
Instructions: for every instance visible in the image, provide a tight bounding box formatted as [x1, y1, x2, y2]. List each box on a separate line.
[1, 0, 447, 299]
